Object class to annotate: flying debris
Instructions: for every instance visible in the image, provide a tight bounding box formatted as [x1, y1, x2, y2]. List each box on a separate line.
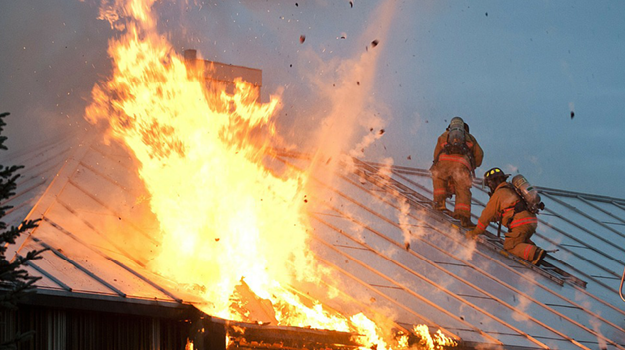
[299, 35, 306, 43]
[371, 39, 379, 48]
[570, 111, 575, 119]
[407, 155, 412, 160]
[349, 1, 353, 8]
[379, 129, 385, 135]
[295, 2, 298, 6]
[485, 12, 488, 16]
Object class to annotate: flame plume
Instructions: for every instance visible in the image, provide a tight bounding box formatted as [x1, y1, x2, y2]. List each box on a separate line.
[87, 0, 315, 319]
[85, 0, 456, 349]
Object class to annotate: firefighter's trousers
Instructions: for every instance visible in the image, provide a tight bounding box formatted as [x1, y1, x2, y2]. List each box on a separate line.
[503, 222, 540, 261]
[431, 161, 472, 219]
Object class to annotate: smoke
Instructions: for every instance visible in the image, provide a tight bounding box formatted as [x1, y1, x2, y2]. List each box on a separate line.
[304, 49, 382, 170]
[575, 290, 610, 349]
[373, 158, 417, 250]
[510, 272, 536, 323]
[589, 317, 608, 350]
[302, 41, 389, 153]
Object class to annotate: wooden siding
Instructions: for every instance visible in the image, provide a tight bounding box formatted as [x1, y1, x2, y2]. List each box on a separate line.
[1, 306, 189, 350]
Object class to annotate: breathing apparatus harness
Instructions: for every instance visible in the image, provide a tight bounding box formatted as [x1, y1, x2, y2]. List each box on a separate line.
[484, 168, 545, 238]
[500, 184, 528, 224]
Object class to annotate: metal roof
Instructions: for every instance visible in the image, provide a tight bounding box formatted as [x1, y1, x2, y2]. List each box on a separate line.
[3, 131, 625, 349]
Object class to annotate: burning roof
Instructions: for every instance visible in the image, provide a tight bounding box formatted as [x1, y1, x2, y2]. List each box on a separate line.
[3, 133, 625, 349]
[3, 0, 625, 348]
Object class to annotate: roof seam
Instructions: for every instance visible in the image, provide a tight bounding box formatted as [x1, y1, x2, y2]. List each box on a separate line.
[31, 236, 127, 298]
[352, 160, 625, 345]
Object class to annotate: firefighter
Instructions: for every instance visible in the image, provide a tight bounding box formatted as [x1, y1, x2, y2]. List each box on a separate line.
[466, 167, 547, 266]
[430, 117, 483, 228]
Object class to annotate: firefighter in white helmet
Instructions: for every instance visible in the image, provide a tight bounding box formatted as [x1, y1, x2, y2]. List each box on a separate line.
[466, 167, 546, 266]
[431, 117, 483, 228]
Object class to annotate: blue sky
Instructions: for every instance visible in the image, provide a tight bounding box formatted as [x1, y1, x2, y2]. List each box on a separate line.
[1, 0, 624, 198]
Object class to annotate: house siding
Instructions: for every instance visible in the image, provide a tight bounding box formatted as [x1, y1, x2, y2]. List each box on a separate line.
[1, 305, 189, 350]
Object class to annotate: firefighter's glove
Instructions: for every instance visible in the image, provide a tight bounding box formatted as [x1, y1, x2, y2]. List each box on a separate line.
[465, 229, 480, 241]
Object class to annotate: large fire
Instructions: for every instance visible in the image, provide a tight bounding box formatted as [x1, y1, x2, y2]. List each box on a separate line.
[85, 1, 456, 349]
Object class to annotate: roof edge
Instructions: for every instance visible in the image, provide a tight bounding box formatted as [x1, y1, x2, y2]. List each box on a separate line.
[20, 287, 199, 319]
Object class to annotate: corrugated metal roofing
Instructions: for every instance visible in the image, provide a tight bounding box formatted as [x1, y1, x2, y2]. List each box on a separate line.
[0, 131, 78, 229]
[325, 159, 625, 349]
[5, 133, 201, 310]
[4, 131, 625, 349]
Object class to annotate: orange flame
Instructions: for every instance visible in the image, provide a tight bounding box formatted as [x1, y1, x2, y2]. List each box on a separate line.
[413, 325, 458, 350]
[86, 26, 314, 320]
[85, 1, 456, 349]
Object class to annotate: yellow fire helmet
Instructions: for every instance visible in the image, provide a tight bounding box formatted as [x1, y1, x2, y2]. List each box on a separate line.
[483, 167, 509, 190]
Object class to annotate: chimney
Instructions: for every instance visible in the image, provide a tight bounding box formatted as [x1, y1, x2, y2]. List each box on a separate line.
[184, 49, 197, 62]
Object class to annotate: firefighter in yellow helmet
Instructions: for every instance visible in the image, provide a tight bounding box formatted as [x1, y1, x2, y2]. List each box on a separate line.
[431, 117, 483, 228]
[466, 167, 546, 265]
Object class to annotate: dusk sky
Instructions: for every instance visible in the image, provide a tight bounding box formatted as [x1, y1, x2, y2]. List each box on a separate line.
[1, 0, 624, 198]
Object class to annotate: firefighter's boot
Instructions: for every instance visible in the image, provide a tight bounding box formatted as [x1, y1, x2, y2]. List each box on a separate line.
[531, 248, 546, 266]
[460, 216, 476, 229]
[433, 199, 446, 211]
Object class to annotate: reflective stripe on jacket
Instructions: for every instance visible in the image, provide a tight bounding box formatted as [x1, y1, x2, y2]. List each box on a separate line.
[433, 131, 484, 171]
[509, 216, 538, 228]
[438, 154, 472, 169]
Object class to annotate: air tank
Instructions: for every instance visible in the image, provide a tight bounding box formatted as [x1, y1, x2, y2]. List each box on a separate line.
[448, 117, 464, 132]
[511, 174, 545, 213]
[447, 117, 465, 145]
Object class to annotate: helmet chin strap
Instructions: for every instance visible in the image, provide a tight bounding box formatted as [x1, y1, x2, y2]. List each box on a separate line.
[487, 177, 505, 196]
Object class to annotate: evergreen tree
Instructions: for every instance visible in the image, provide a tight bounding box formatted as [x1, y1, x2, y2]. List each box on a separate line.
[0, 112, 45, 350]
